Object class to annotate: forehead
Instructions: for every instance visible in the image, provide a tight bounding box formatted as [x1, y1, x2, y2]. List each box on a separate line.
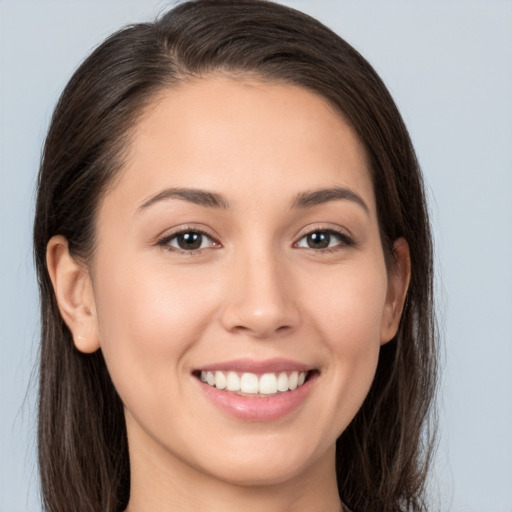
[105, 76, 375, 215]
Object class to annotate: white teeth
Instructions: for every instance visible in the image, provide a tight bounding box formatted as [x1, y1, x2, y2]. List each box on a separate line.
[240, 373, 259, 393]
[288, 371, 298, 390]
[259, 373, 278, 394]
[226, 371, 240, 391]
[199, 370, 309, 395]
[277, 372, 289, 392]
[215, 371, 226, 390]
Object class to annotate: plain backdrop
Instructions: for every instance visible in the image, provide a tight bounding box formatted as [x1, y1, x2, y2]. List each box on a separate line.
[1, 1, 511, 511]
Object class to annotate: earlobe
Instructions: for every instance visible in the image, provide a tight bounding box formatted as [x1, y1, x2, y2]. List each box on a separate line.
[380, 237, 411, 345]
[46, 235, 100, 353]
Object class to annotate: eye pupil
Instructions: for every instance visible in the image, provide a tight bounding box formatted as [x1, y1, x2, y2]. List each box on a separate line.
[177, 232, 202, 250]
[307, 232, 330, 249]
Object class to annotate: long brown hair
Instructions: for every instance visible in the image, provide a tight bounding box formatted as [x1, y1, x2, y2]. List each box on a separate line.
[33, 1, 437, 511]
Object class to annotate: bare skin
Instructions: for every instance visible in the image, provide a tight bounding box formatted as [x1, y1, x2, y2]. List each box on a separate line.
[47, 76, 409, 512]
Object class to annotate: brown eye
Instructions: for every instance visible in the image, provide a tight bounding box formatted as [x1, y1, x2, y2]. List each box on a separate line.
[161, 231, 218, 252]
[175, 232, 203, 250]
[306, 232, 331, 249]
[295, 230, 353, 250]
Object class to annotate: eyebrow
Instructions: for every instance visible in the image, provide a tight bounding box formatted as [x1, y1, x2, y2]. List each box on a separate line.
[137, 185, 369, 214]
[291, 187, 369, 214]
[137, 187, 230, 212]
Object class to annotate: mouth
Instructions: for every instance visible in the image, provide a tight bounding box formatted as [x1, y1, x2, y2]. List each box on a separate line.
[192, 359, 319, 421]
[193, 369, 316, 397]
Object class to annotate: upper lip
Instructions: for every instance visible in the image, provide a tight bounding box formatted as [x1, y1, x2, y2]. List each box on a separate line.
[194, 358, 314, 374]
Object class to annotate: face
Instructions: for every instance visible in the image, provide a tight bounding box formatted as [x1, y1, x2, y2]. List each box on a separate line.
[78, 77, 407, 489]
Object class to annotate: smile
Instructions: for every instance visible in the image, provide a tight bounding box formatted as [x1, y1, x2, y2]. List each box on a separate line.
[193, 359, 318, 421]
[199, 370, 308, 396]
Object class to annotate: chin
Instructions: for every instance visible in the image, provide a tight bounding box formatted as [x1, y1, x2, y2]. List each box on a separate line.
[191, 439, 332, 488]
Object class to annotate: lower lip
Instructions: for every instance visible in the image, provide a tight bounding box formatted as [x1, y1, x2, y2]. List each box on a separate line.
[195, 374, 316, 422]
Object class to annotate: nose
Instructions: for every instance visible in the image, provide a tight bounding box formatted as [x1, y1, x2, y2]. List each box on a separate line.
[220, 248, 301, 339]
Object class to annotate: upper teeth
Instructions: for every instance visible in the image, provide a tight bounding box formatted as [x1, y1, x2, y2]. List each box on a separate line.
[200, 370, 307, 395]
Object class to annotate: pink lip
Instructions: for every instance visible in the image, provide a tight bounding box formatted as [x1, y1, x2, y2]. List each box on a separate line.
[196, 358, 312, 374]
[193, 359, 318, 422]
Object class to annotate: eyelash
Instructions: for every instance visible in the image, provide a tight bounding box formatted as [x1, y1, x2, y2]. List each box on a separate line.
[157, 227, 355, 254]
[157, 228, 220, 254]
[294, 228, 356, 253]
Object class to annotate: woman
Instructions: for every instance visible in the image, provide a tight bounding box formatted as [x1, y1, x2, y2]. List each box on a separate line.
[33, 1, 437, 511]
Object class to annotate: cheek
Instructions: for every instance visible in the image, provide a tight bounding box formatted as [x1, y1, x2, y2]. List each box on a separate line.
[304, 260, 388, 422]
[92, 256, 219, 390]
[310, 260, 388, 351]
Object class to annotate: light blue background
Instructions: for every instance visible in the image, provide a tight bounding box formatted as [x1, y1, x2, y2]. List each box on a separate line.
[1, 1, 511, 511]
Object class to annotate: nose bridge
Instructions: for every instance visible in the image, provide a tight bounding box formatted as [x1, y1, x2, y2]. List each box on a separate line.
[221, 242, 300, 337]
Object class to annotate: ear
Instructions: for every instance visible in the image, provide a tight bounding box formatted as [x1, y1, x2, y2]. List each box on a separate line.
[46, 235, 100, 353]
[380, 237, 411, 345]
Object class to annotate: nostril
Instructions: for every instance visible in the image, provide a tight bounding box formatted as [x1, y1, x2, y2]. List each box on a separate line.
[231, 323, 295, 338]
